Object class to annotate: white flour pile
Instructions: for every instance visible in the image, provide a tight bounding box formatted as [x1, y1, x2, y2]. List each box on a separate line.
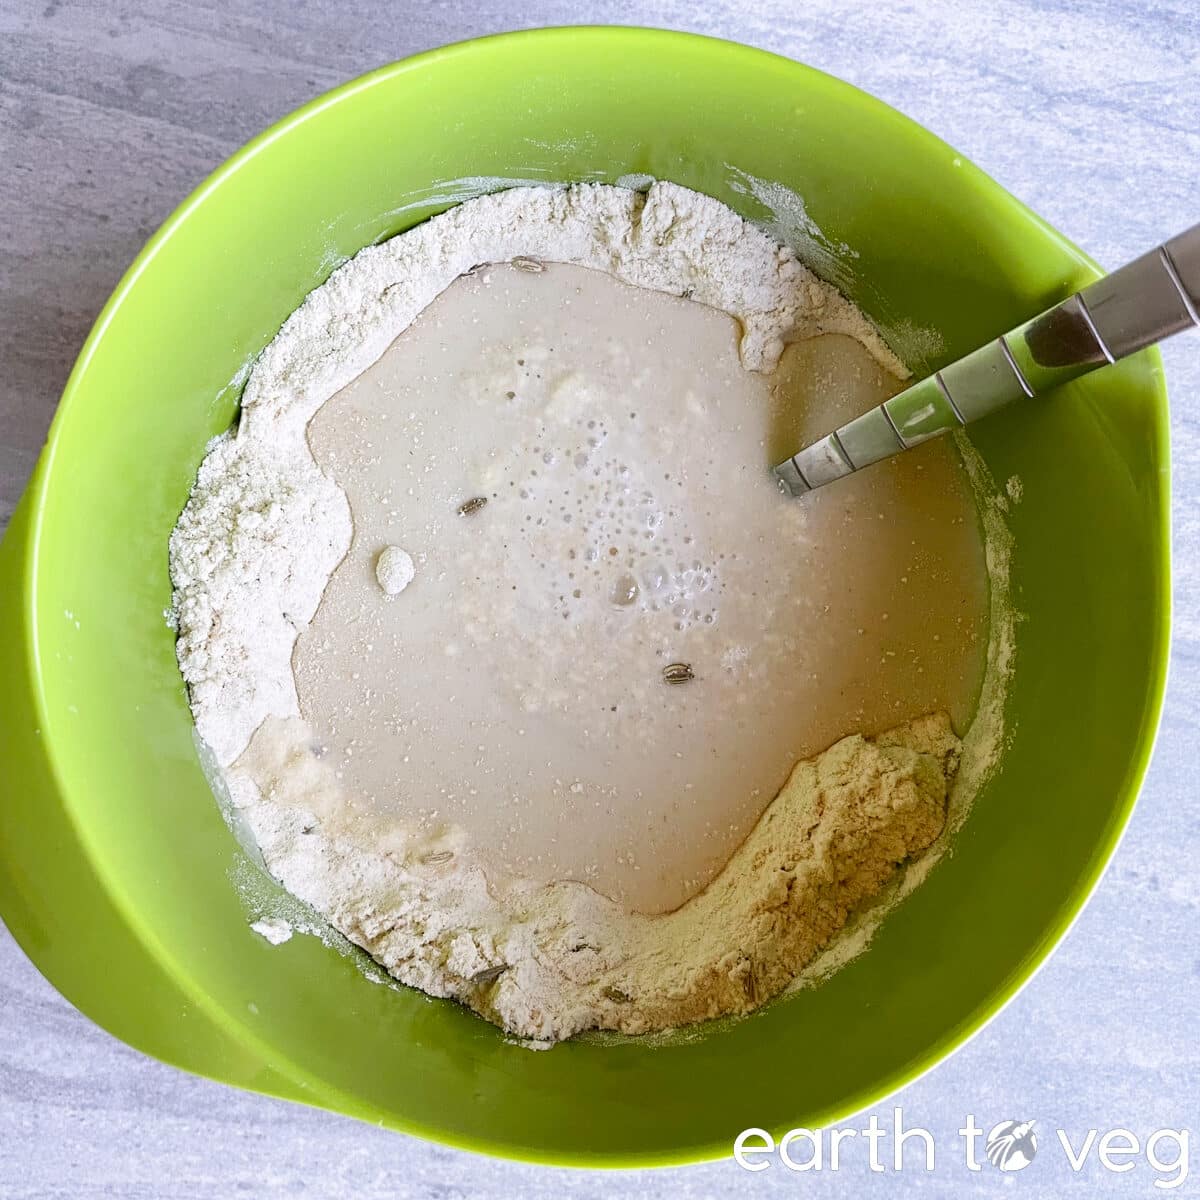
[170, 182, 1008, 1043]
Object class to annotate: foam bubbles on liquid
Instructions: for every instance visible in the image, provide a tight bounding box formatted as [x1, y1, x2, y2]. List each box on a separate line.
[499, 409, 722, 631]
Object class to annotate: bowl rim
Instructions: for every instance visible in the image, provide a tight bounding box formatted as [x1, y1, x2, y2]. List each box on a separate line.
[6, 24, 1172, 1168]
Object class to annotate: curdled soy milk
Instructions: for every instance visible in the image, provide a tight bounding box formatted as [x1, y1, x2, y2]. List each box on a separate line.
[294, 263, 987, 914]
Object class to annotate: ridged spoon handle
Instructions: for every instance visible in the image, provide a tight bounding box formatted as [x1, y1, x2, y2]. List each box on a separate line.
[774, 223, 1200, 495]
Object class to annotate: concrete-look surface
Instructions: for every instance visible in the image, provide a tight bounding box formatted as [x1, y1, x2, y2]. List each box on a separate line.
[1, 2, 1198, 1196]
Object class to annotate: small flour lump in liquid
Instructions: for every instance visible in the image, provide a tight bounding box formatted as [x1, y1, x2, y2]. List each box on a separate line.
[374, 545, 415, 595]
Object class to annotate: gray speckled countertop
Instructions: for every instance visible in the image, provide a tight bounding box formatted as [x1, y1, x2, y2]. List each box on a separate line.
[2, 2, 1198, 1196]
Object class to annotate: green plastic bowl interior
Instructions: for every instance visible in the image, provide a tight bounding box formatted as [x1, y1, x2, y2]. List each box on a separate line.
[0, 28, 1169, 1167]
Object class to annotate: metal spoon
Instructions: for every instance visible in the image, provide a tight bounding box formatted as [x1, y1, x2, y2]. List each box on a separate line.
[773, 224, 1200, 495]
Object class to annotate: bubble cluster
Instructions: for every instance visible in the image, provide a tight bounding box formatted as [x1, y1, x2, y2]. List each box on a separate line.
[498, 409, 723, 632]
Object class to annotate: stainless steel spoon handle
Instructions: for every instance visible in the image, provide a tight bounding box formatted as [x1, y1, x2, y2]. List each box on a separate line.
[774, 223, 1200, 495]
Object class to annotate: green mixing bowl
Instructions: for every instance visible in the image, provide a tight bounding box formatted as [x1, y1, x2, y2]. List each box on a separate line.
[0, 28, 1169, 1166]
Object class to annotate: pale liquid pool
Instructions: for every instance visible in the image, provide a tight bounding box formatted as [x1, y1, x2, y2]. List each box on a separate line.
[291, 263, 988, 915]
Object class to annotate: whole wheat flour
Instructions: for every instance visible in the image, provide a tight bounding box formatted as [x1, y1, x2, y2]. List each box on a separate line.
[169, 182, 1010, 1044]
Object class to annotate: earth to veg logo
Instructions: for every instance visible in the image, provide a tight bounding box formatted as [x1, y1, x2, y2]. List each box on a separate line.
[985, 1119, 1038, 1170]
[734, 1109, 1189, 1188]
